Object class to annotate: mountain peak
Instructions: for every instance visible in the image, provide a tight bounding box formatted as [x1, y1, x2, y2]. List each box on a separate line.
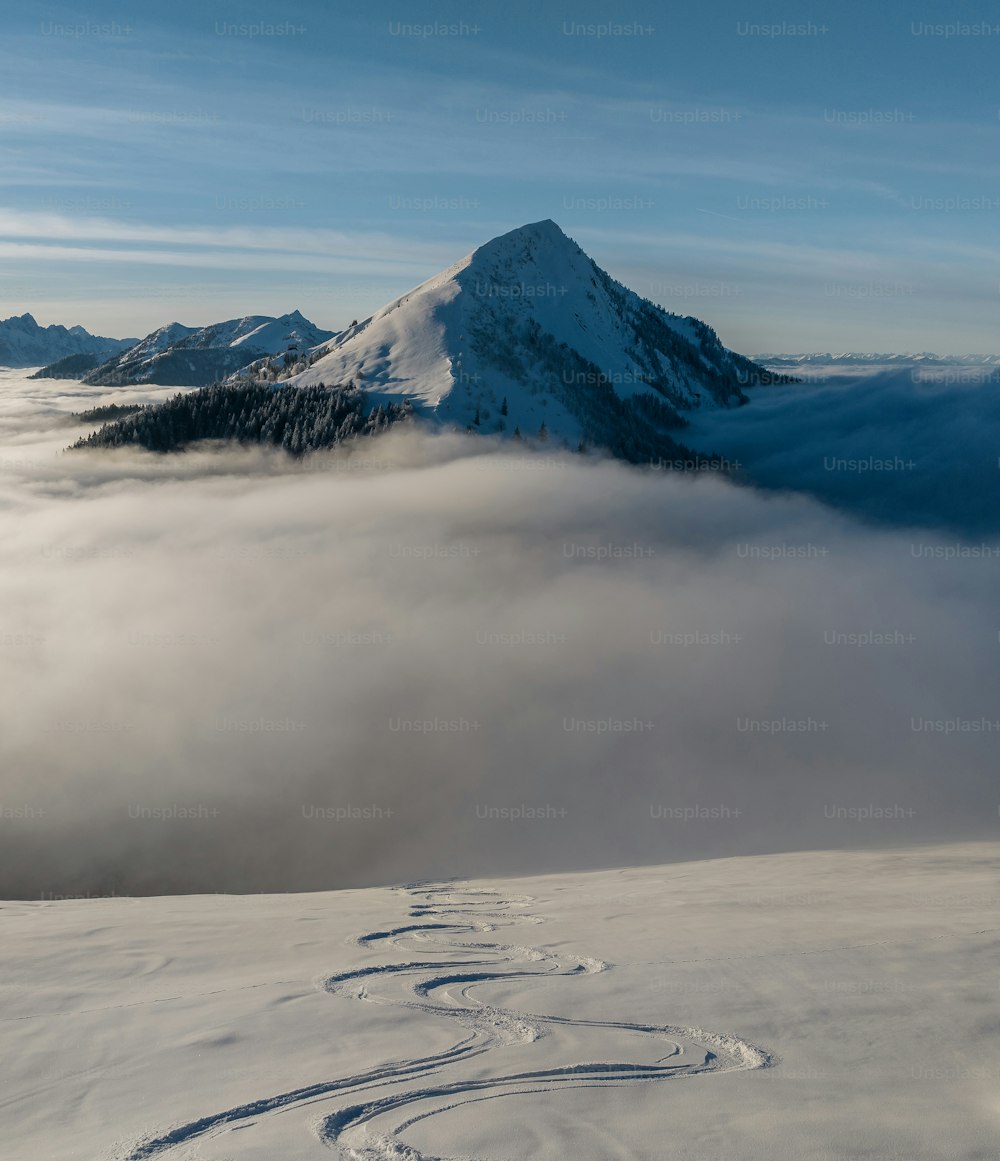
[283, 221, 771, 458]
[5, 312, 39, 329]
[277, 309, 312, 326]
[469, 219, 577, 261]
[456, 219, 592, 296]
[499, 218, 565, 241]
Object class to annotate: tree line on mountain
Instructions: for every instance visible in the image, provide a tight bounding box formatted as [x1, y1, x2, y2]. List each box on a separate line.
[72, 402, 146, 424]
[71, 382, 408, 455]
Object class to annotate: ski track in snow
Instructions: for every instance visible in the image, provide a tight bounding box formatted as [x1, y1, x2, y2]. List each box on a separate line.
[116, 884, 775, 1161]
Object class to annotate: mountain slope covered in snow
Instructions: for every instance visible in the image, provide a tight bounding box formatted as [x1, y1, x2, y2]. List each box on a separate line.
[267, 220, 777, 455]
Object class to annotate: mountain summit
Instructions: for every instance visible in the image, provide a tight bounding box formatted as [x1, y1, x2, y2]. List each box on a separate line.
[278, 220, 771, 454]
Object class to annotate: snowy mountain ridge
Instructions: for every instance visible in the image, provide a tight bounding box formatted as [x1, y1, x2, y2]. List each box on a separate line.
[758, 351, 1000, 367]
[82, 310, 335, 387]
[0, 312, 136, 368]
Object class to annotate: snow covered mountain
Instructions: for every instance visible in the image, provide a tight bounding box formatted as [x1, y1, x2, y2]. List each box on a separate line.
[83, 310, 334, 387]
[264, 220, 774, 455]
[77, 224, 781, 463]
[757, 351, 1000, 367]
[0, 312, 135, 368]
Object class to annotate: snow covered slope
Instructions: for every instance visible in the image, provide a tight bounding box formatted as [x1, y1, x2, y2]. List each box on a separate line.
[282, 221, 772, 451]
[231, 309, 333, 352]
[5, 844, 998, 1161]
[0, 312, 135, 368]
[84, 311, 334, 387]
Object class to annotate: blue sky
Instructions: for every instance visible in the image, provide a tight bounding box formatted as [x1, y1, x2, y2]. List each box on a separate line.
[1, 0, 998, 351]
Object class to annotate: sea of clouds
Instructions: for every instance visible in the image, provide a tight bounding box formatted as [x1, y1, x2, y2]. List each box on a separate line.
[687, 363, 1000, 536]
[1, 369, 997, 897]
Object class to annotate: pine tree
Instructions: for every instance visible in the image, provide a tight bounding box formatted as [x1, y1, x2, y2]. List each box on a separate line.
[537, 421, 548, 441]
[473, 406, 481, 426]
[512, 425, 522, 441]
[500, 396, 508, 416]
[70, 382, 408, 457]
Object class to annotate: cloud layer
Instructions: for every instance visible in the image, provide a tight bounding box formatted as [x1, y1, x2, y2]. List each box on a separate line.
[1, 372, 998, 897]
[688, 365, 1000, 536]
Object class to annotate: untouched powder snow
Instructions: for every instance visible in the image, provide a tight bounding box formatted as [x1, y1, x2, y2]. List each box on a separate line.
[5, 843, 999, 1161]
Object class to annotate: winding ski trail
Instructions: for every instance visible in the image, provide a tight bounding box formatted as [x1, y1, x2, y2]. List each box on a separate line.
[118, 883, 775, 1160]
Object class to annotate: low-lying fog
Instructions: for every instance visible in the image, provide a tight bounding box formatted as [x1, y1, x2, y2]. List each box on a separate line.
[1, 369, 997, 896]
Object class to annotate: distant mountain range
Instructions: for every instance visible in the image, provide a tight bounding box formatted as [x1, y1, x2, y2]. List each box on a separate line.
[0, 313, 136, 368]
[75, 221, 783, 463]
[79, 310, 335, 386]
[757, 352, 1000, 367]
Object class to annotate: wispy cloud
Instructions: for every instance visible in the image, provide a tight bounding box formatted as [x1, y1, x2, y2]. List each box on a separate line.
[1, 0, 997, 345]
